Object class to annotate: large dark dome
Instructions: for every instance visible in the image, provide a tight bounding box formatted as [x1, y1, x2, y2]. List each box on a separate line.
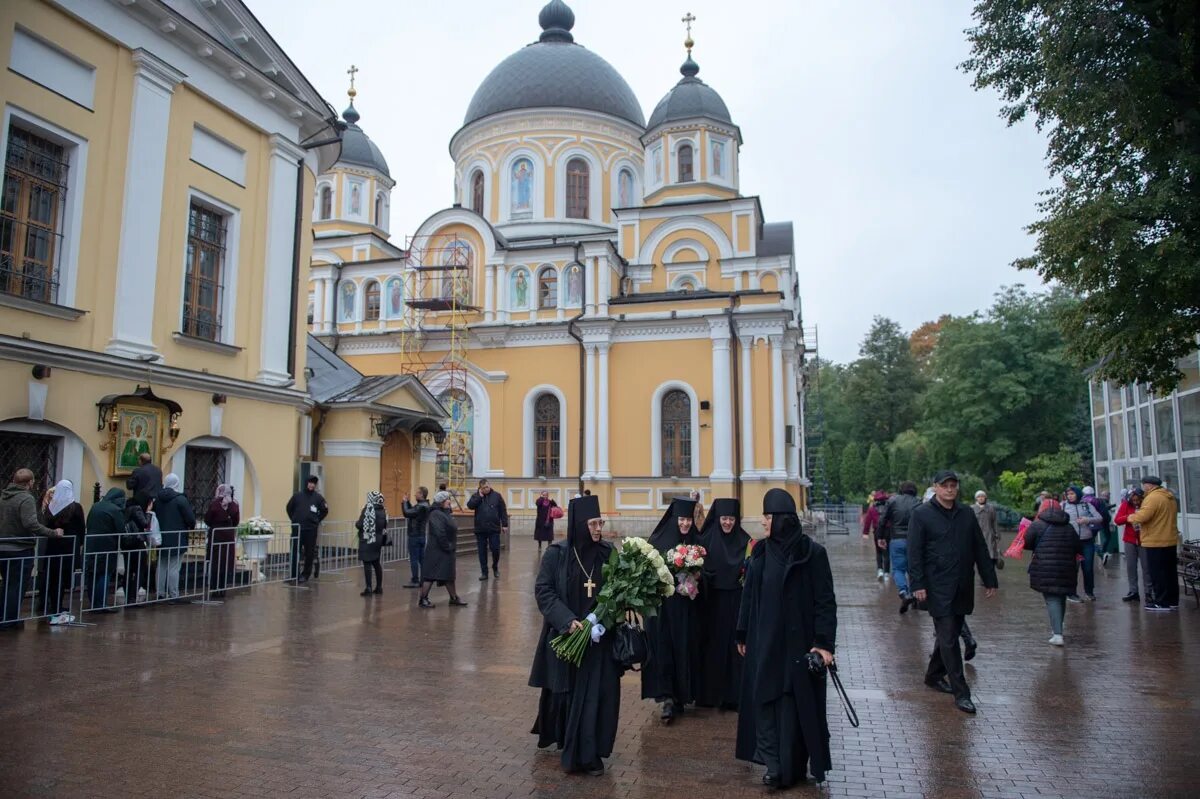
[462, 1, 645, 129]
[647, 55, 732, 130]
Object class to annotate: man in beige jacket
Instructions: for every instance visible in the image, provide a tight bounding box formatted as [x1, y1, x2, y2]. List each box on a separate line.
[1129, 476, 1180, 610]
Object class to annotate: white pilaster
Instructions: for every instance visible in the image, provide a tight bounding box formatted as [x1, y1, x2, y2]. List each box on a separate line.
[497, 265, 509, 323]
[312, 277, 324, 330]
[583, 343, 597, 479]
[106, 49, 184, 360]
[596, 342, 611, 479]
[710, 326, 734, 480]
[740, 336, 755, 477]
[257, 134, 304, 385]
[770, 334, 786, 477]
[785, 349, 800, 479]
[322, 276, 335, 333]
[484, 264, 495, 322]
[597, 258, 611, 316]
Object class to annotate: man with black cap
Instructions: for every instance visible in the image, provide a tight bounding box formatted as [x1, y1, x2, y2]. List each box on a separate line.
[908, 470, 998, 714]
[641, 496, 702, 723]
[696, 498, 751, 710]
[735, 488, 837, 788]
[529, 494, 621, 775]
[1129, 475, 1180, 610]
[286, 475, 328, 584]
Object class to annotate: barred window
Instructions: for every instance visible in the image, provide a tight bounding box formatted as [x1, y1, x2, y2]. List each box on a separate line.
[364, 280, 381, 321]
[182, 202, 227, 341]
[535, 393, 560, 477]
[661, 389, 692, 476]
[677, 144, 694, 183]
[566, 157, 589, 218]
[537, 266, 558, 309]
[1, 126, 68, 304]
[319, 185, 332, 220]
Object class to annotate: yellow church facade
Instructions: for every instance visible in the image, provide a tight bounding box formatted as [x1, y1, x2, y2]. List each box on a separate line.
[309, 1, 810, 518]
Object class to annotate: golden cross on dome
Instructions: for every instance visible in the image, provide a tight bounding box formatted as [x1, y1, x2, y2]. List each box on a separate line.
[347, 64, 358, 99]
[682, 12, 696, 53]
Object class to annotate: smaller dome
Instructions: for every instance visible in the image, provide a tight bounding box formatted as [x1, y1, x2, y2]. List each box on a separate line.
[335, 103, 390, 178]
[646, 56, 732, 130]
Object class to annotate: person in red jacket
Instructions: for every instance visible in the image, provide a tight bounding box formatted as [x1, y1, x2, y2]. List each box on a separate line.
[1114, 488, 1147, 603]
[862, 491, 890, 581]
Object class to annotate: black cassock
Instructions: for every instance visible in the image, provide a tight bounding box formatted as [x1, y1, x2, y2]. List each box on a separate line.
[641, 498, 702, 707]
[529, 500, 621, 773]
[696, 498, 751, 710]
[735, 519, 837, 786]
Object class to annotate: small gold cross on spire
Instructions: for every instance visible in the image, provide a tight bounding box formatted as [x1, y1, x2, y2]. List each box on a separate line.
[347, 64, 359, 100]
[682, 12, 696, 53]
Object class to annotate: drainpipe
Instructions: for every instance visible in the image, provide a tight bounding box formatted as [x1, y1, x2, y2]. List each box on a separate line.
[329, 262, 346, 354]
[564, 242, 586, 495]
[310, 404, 327, 466]
[727, 294, 743, 503]
[286, 159, 304, 379]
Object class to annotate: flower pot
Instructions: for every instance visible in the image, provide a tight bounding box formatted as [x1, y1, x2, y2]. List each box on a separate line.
[240, 534, 272, 562]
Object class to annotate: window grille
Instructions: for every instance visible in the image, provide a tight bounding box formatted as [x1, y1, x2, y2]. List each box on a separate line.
[182, 202, 227, 341]
[1, 126, 68, 304]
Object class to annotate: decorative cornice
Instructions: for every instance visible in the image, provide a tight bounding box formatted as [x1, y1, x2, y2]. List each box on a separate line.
[130, 48, 187, 93]
[451, 108, 645, 160]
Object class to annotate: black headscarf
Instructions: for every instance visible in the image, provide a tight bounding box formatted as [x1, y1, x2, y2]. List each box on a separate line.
[763, 488, 802, 557]
[566, 494, 604, 614]
[698, 497, 750, 590]
[647, 497, 698, 554]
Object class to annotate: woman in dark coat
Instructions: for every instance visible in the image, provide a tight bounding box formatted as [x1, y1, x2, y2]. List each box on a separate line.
[696, 497, 750, 710]
[355, 490, 387, 596]
[40, 479, 85, 621]
[529, 494, 621, 775]
[640, 496, 701, 723]
[1024, 499, 1082, 647]
[121, 497, 152, 603]
[204, 484, 240, 598]
[533, 490, 558, 553]
[736, 488, 836, 789]
[154, 474, 197, 602]
[418, 491, 467, 608]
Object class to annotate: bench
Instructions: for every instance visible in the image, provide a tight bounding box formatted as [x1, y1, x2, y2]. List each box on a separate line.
[1181, 540, 1200, 608]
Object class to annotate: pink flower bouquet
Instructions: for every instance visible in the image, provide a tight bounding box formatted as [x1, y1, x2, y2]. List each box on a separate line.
[666, 543, 706, 600]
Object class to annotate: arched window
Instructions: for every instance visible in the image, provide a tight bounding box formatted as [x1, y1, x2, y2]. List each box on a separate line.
[374, 193, 385, 227]
[364, 280, 381, 321]
[471, 171, 485, 215]
[566, 157, 589, 218]
[618, 168, 635, 207]
[661, 389, 692, 476]
[677, 144, 694, 183]
[319, 185, 332, 220]
[537, 266, 558, 309]
[534, 393, 560, 477]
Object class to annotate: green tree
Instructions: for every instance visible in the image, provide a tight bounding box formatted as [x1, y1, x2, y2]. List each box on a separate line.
[910, 446, 930, 486]
[865, 443, 889, 491]
[843, 318, 923, 447]
[1026, 445, 1087, 496]
[840, 442, 865, 501]
[813, 441, 839, 503]
[887, 447, 902, 487]
[963, 1, 1200, 390]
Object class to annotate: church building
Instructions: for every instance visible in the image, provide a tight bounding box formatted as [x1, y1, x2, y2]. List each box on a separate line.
[309, 0, 809, 516]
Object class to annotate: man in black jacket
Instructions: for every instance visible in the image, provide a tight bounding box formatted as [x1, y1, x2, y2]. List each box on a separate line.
[467, 479, 508, 580]
[908, 470, 998, 714]
[879, 481, 922, 613]
[286, 476, 328, 583]
[125, 453, 162, 509]
[401, 487, 431, 588]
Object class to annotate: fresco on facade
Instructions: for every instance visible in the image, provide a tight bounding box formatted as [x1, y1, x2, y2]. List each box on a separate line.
[511, 158, 533, 213]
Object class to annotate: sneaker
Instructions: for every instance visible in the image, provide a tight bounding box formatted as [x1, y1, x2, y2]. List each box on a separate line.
[899, 595, 911, 615]
[136, 587, 147, 601]
[418, 597, 434, 609]
[883, 573, 890, 582]
[876, 569, 885, 581]
[1085, 594, 1096, 602]
[48, 613, 74, 626]
[1048, 634, 1064, 646]
[1121, 592, 1140, 602]
[1066, 594, 1082, 604]
[115, 588, 126, 604]
[1145, 603, 1172, 611]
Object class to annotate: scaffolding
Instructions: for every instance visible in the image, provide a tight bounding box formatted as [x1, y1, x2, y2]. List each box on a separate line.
[801, 325, 829, 504]
[399, 233, 477, 503]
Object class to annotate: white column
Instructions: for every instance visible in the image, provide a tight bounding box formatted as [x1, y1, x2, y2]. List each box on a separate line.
[785, 350, 801, 479]
[258, 135, 305, 385]
[740, 336, 755, 477]
[106, 49, 184, 360]
[497, 265, 509, 324]
[484, 264, 495, 322]
[710, 333, 734, 480]
[312, 278, 324, 330]
[597, 343, 611, 479]
[583, 343, 597, 479]
[322, 276, 335, 333]
[597, 257, 611, 316]
[770, 334, 786, 477]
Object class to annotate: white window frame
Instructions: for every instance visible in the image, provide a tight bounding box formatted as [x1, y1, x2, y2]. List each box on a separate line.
[1, 105, 88, 308]
[464, 162, 491, 218]
[523, 384, 569, 478]
[671, 136, 698, 185]
[646, 143, 664, 189]
[314, 180, 333, 221]
[611, 160, 640, 210]
[180, 188, 240, 345]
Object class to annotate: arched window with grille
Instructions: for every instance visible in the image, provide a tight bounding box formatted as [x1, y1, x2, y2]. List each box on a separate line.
[566, 157, 589, 218]
[537, 266, 558, 309]
[364, 280, 381, 321]
[319, 185, 332, 220]
[534, 393, 560, 477]
[471, 171, 485, 215]
[661, 389, 692, 476]
[677, 144, 694, 183]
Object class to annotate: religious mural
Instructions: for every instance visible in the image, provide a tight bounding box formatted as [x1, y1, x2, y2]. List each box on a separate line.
[711, 139, 724, 178]
[564, 264, 582, 306]
[340, 281, 356, 321]
[651, 146, 663, 184]
[511, 158, 533, 214]
[618, 168, 634, 207]
[436, 388, 474, 486]
[386, 277, 404, 318]
[510, 267, 531, 310]
[440, 240, 472, 304]
[350, 181, 362, 215]
[111, 404, 164, 476]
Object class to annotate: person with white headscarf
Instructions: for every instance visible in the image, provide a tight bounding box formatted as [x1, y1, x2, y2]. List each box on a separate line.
[40, 479, 84, 623]
[154, 473, 196, 602]
[355, 490, 387, 596]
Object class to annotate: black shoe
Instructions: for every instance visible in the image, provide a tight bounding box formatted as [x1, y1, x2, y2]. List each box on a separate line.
[360, 588, 372, 596]
[1122, 592, 1140, 602]
[925, 678, 954, 694]
[402, 582, 420, 589]
[899, 595, 911, 615]
[418, 597, 434, 609]
[479, 573, 489, 581]
[762, 773, 780, 789]
[373, 586, 382, 595]
[449, 596, 468, 606]
[1066, 594, 1082, 603]
[660, 700, 676, 724]
[963, 639, 977, 662]
[297, 577, 309, 585]
[585, 762, 605, 777]
[955, 697, 977, 714]
[493, 567, 500, 578]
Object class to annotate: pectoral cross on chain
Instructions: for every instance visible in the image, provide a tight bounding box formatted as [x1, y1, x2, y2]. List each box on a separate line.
[584, 576, 596, 598]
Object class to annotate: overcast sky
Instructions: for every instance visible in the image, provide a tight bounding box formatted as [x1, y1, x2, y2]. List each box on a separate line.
[251, 0, 1049, 363]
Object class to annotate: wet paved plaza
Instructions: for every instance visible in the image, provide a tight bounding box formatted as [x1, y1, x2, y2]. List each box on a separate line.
[2, 533, 1198, 799]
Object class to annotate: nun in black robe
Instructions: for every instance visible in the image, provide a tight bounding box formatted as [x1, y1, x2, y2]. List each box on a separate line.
[640, 497, 702, 723]
[736, 488, 837, 788]
[696, 497, 751, 710]
[529, 495, 622, 775]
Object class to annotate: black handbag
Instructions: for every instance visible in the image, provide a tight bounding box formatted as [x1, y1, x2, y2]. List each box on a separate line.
[611, 622, 648, 671]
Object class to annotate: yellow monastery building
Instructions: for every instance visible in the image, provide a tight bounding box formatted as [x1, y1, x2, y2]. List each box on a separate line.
[0, 0, 444, 523]
[310, 1, 810, 517]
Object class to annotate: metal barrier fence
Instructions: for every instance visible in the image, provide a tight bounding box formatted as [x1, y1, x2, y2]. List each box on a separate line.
[0, 535, 77, 627]
[507, 513, 665, 539]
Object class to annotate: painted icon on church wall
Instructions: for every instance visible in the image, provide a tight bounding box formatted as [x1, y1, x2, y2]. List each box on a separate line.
[437, 388, 474, 484]
[350, 182, 362, 216]
[441, 240, 472, 304]
[511, 158, 533, 213]
[340, 281, 357, 321]
[387, 277, 404, 318]
[651, 146, 663, 184]
[711, 140, 725, 178]
[618, 168, 634, 207]
[564, 264, 582, 306]
[510, 268, 530, 310]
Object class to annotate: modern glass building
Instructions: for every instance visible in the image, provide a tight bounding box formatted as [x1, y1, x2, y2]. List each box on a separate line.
[1090, 349, 1200, 538]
